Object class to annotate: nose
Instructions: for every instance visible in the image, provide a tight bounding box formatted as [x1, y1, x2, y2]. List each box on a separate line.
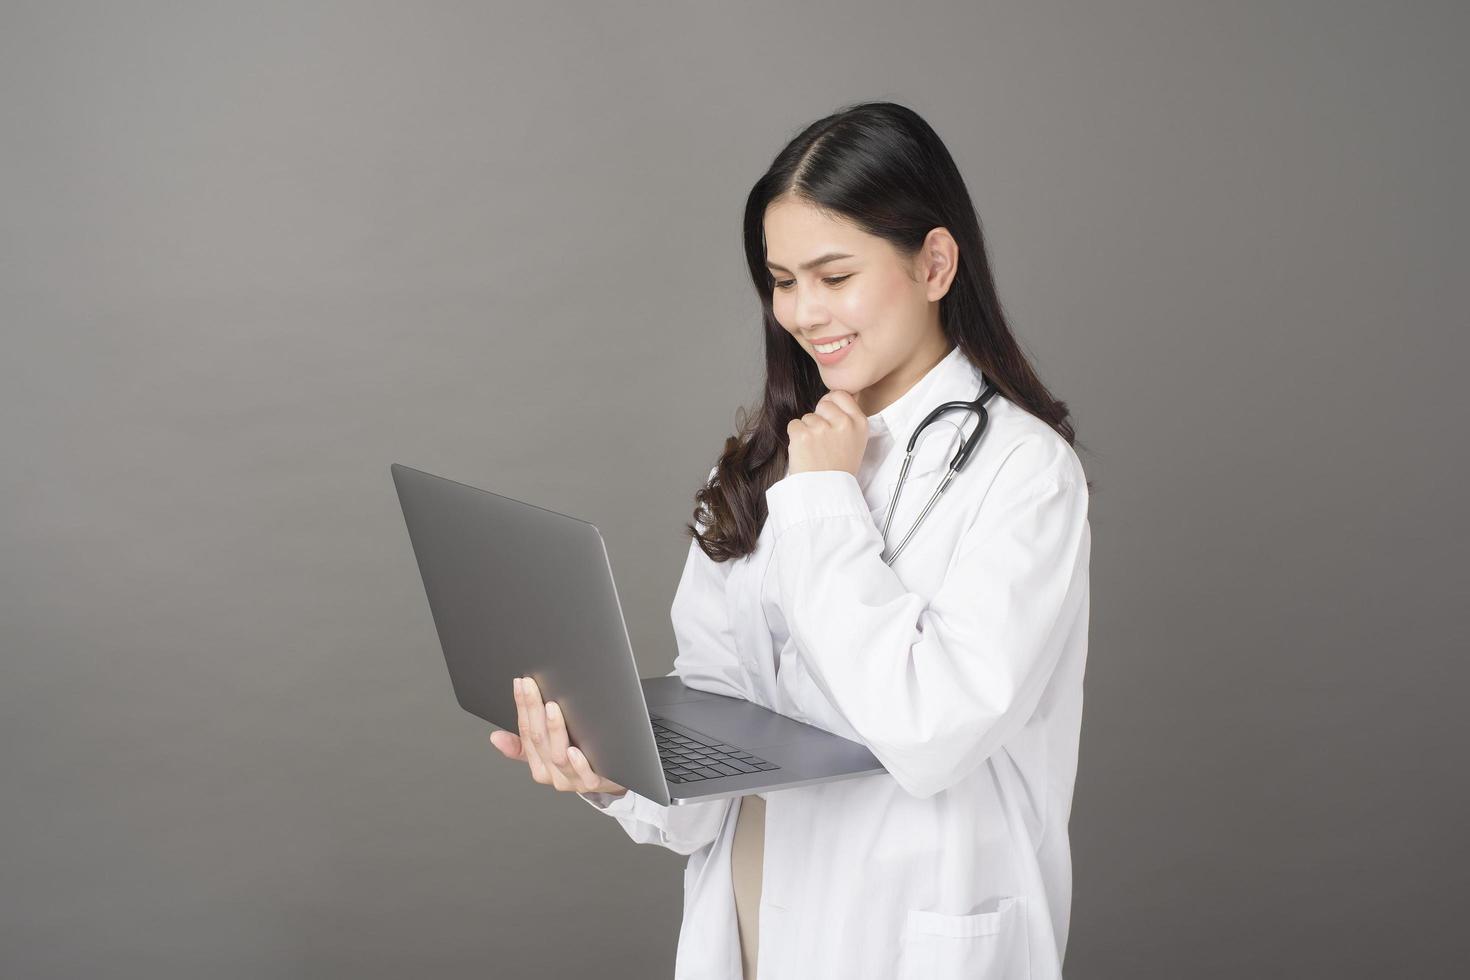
[791, 287, 830, 335]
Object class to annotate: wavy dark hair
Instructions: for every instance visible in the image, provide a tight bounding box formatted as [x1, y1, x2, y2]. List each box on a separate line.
[686, 100, 1090, 562]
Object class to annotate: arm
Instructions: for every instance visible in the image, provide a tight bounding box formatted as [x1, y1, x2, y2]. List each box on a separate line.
[761, 441, 1090, 800]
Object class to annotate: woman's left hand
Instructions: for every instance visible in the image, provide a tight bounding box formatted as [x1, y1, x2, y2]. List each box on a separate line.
[787, 389, 870, 477]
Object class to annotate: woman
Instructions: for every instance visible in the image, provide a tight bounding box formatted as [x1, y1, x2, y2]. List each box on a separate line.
[490, 101, 1092, 980]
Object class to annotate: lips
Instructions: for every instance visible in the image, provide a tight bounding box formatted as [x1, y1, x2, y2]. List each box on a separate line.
[811, 333, 857, 365]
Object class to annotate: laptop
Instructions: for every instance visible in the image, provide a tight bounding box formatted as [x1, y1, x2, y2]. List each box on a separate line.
[390, 462, 886, 806]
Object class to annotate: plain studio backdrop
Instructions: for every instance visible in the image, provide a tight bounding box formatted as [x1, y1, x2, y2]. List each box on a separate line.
[1, 2, 1465, 978]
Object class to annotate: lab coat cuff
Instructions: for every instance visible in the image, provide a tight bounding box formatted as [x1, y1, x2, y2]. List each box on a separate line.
[578, 790, 638, 815]
[764, 470, 871, 539]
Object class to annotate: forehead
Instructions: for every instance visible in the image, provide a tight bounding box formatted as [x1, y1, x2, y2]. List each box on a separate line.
[763, 198, 876, 264]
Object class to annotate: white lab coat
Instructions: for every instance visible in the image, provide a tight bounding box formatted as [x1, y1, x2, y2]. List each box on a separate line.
[579, 344, 1091, 979]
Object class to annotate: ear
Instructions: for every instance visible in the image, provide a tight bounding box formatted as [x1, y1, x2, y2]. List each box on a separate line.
[919, 227, 960, 302]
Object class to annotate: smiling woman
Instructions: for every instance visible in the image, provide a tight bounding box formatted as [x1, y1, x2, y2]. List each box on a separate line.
[695, 99, 1088, 565]
[578, 100, 1093, 980]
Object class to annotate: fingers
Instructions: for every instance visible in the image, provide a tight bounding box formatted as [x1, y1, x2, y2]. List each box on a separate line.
[795, 410, 831, 431]
[550, 715, 624, 794]
[503, 676, 618, 793]
[565, 744, 600, 790]
[517, 676, 580, 791]
[543, 700, 585, 789]
[796, 397, 856, 433]
[514, 677, 551, 783]
[810, 401, 848, 427]
[821, 388, 863, 416]
[520, 676, 550, 766]
[814, 390, 861, 425]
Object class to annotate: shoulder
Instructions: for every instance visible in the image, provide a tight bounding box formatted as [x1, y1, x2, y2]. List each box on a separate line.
[975, 395, 1087, 503]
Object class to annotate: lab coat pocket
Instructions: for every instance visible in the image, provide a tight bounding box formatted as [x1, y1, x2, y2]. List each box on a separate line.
[898, 897, 1028, 980]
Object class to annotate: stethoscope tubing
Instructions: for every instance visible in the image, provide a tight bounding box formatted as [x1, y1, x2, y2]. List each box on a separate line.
[879, 380, 998, 565]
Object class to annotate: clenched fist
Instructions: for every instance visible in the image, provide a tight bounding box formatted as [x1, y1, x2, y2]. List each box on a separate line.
[786, 389, 870, 477]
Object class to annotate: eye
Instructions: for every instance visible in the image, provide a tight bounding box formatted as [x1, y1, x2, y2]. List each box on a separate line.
[774, 275, 852, 291]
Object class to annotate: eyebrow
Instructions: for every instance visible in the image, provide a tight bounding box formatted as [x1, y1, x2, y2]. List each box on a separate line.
[765, 252, 855, 273]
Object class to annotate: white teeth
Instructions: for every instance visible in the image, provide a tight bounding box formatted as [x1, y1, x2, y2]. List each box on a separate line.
[815, 336, 855, 353]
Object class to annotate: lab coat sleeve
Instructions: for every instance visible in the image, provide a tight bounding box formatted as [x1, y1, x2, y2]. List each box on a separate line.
[762, 445, 1090, 801]
[576, 783, 731, 856]
[576, 466, 738, 853]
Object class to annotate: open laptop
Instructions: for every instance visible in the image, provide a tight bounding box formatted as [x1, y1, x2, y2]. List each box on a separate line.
[390, 463, 886, 806]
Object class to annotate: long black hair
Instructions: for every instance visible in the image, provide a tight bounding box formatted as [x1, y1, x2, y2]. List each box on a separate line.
[688, 100, 1089, 562]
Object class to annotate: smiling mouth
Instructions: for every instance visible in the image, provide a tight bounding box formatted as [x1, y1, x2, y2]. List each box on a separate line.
[812, 335, 856, 353]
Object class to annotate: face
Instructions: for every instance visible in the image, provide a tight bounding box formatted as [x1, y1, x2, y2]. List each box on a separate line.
[764, 194, 959, 417]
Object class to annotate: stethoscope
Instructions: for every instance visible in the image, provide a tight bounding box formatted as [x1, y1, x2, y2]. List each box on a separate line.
[879, 380, 999, 565]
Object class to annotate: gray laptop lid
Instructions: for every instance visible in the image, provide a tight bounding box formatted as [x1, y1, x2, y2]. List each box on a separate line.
[391, 462, 886, 806]
[391, 463, 673, 802]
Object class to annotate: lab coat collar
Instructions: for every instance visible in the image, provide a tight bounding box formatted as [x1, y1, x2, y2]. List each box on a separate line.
[863, 343, 985, 451]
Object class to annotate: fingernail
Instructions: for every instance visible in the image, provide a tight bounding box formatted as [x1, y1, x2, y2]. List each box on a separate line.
[513, 677, 521, 694]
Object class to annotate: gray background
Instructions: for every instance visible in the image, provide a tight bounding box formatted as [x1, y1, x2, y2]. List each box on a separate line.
[2, 1, 1465, 977]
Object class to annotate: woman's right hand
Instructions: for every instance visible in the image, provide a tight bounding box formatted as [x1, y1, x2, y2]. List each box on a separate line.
[489, 675, 628, 799]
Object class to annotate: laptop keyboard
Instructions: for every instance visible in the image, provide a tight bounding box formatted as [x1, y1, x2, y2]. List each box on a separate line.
[650, 715, 780, 783]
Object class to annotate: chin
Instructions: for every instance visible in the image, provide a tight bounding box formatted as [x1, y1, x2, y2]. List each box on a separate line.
[823, 366, 870, 389]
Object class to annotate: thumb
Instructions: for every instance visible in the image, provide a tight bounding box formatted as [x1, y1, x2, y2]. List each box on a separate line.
[490, 730, 523, 758]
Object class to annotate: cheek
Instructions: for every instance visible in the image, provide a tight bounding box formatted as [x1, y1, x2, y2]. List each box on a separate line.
[836, 279, 893, 328]
[773, 301, 794, 335]
[771, 292, 794, 325]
